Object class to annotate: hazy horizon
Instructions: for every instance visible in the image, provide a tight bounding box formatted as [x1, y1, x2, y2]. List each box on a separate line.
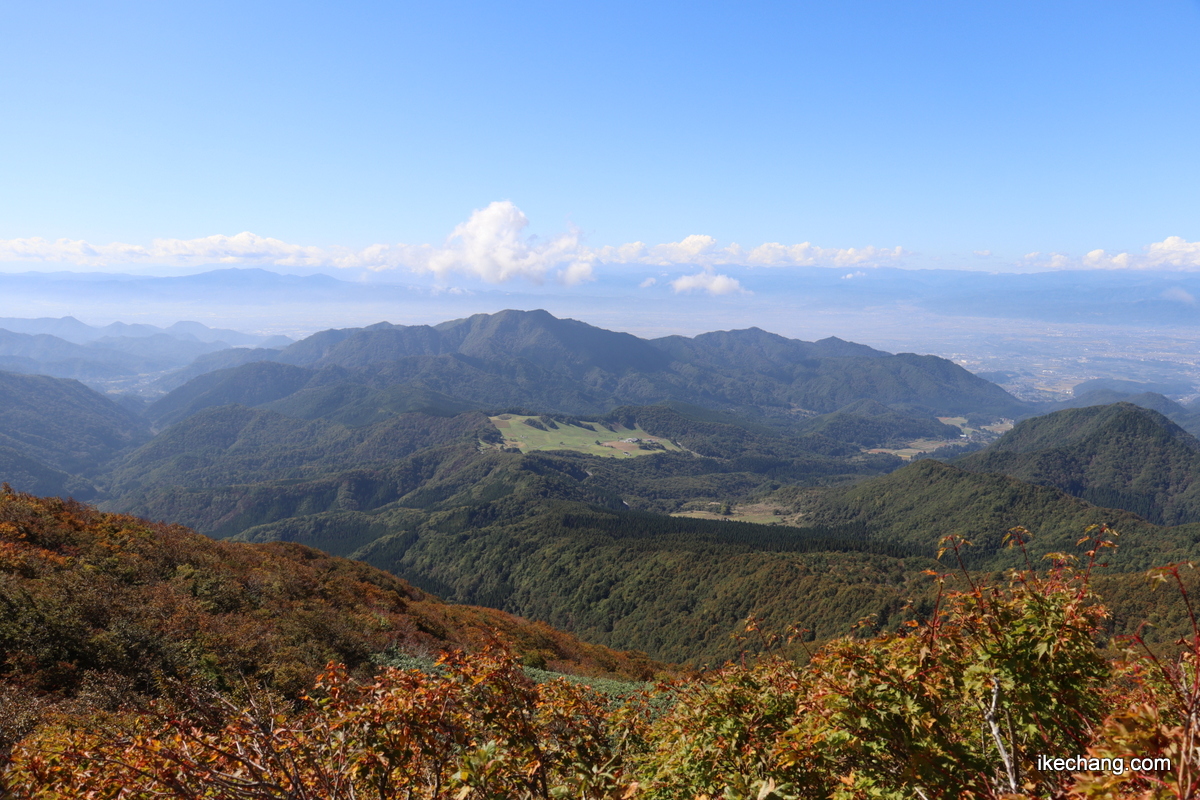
[2, 3, 1198, 286]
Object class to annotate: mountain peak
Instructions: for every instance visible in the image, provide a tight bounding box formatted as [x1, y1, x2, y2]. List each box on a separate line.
[958, 401, 1200, 525]
[987, 402, 1196, 455]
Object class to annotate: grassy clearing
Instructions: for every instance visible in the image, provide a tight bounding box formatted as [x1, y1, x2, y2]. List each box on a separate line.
[938, 416, 1014, 436]
[671, 501, 796, 526]
[867, 437, 960, 461]
[867, 415, 1015, 461]
[489, 414, 683, 458]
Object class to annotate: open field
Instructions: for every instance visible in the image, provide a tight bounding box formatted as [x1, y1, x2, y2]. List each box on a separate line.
[938, 416, 1015, 436]
[866, 439, 960, 460]
[865, 415, 1015, 461]
[489, 414, 683, 458]
[672, 501, 797, 525]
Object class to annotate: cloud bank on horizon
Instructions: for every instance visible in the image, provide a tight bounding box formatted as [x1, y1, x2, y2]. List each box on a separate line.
[2, 201, 1198, 296]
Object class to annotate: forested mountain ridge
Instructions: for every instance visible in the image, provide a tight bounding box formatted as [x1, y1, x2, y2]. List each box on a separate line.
[795, 457, 1199, 570]
[1031, 386, 1200, 439]
[147, 309, 1028, 421]
[271, 310, 672, 376]
[0, 371, 149, 498]
[956, 402, 1200, 525]
[110, 417, 1198, 663]
[648, 327, 889, 369]
[108, 402, 905, 542]
[146, 361, 316, 427]
[107, 406, 494, 493]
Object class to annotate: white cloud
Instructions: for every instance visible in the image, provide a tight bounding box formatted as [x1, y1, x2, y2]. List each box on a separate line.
[0, 202, 597, 285]
[670, 269, 747, 296]
[841, 271, 866, 280]
[595, 241, 649, 262]
[592, 234, 905, 269]
[745, 242, 906, 268]
[1081, 249, 1133, 269]
[1021, 237, 1200, 272]
[647, 235, 745, 265]
[0, 232, 336, 268]
[421, 201, 595, 284]
[0, 201, 915, 284]
[9, 202, 1198, 285]
[639, 277, 657, 288]
[1144, 236, 1200, 269]
[1020, 251, 1073, 270]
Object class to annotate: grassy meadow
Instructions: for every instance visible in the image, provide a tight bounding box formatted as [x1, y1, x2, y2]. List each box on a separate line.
[489, 414, 684, 458]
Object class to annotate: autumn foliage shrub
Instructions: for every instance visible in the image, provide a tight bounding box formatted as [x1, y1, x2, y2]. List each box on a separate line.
[634, 528, 1200, 799]
[0, 486, 662, 769]
[637, 530, 1113, 798]
[9, 647, 652, 799]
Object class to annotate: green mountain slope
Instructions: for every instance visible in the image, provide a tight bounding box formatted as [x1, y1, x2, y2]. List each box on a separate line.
[650, 328, 889, 370]
[1033, 388, 1200, 438]
[348, 504, 931, 664]
[150, 310, 1028, 422]
[147, 361, 315, 427]
[0, 445, 91, 498]
[108, 406, 493, 493]
[436, 309, 673, 375]
[796, 457, 1199, 570]
[223, 445, 1200, 663]
[109, 401, 904, 539]
[0, 370, 148, 480]
[98, 402, 1200, 665]
[956, 402, 1200, 525]
[797, 399, 962, 448]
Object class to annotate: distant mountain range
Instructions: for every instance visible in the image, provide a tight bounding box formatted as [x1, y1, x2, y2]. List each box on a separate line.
[144, 309, 1028, 426]
[7, 266, 1200, 328]
[0, 315, 290, 347]
[0, 315, 291, 388]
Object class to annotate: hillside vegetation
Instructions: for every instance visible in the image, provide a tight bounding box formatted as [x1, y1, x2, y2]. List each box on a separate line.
[488, 413, 682, 457]
[958, 402, 1200, 525]
[144, 309, 1029, 422]
[0, 488, 667, 764]
[9, 307, 1200, 794]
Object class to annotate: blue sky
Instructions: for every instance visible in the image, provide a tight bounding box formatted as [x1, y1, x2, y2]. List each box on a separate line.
[2, 0, 1199, 287]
